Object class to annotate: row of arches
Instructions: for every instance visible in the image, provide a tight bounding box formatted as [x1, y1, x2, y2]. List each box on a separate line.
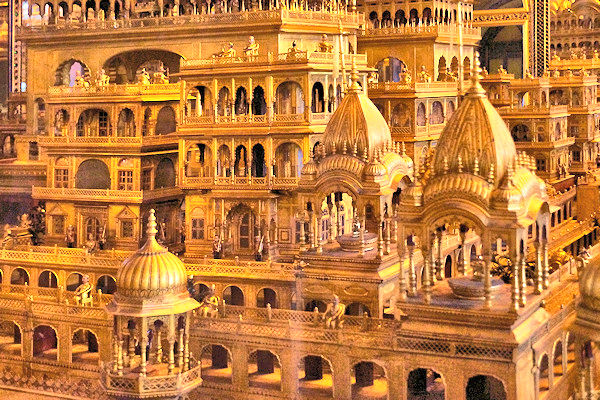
[538, 333, 577, 396]
[185, 142, 303, 179]
[200, 343, 505, 399]
[7, 268, 116, 294]
[0, 321, 98, 364]
[50, 105, 176, 137]
[367, 8, 473, 29]
[377, 100, 455, 128]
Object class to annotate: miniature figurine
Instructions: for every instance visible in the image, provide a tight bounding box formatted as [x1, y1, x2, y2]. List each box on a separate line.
[65, 225, 76, 248]
[85, 233, 98, 254]
[243, 36, 260, 58]
[213, 233, 222, 259]
[97, 68, 110, 86]
[74, 274, 93, 306]
[316, 34, 334, 53]
[417, 65, 431, 83]
[322, 295, 345, 329]
[199, 284, 220, 318]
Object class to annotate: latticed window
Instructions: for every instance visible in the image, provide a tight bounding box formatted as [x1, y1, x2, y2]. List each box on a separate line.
[142, 169, 152, 190]
[52, 215, 65, 235]
[536, 158, 546, 172]
[118, 170, 134, 190]
[54, 168, 69, 188]
[120, 220, 134, 238]
[98, 111, 109, 136]
[76, 117, 84, 136]
[191, 218, 204, 239]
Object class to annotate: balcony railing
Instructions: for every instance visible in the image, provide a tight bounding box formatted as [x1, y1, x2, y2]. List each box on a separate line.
[182, 175, 300, 189]
[32, 186, 144, 203]
[47, 83, 180, 96]
[360, 23, 480, 38]
[19, 8, 360, 34]
[184, 112, 324, 126]
[368, 81, 460, 92]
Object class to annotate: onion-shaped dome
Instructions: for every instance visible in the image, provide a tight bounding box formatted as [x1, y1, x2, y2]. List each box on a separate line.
[321, 67, 391, 159]
[107, 209, 199, 317]
[364, 159, 387, 178]
[301, 151, 318, 177]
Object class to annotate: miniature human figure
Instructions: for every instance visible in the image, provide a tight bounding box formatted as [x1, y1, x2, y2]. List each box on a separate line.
[74, 275, 93, 306]
[158, 219, 167, 243]
[216, 42, 236, 58]
[19, 214, 31, 230]
[553, 69, 561, 78]
[199, 284, 220, 318]
[322, 295, 345, 329]
[352, 214, 361, 238]
[287, 40, 302, 59]
[367, 71, 378, 84]
[255, 235, 264, 261]
[138, 68, 151, 85]
[316, 34, 334, 53]
[65, 225, 76, 248]
[243, 36, 260, 58]
[498, 65, 507, 74]
[524, 68, 533, 79]
[97, 68, 110, 87]
[417, 65, 431, 83]
[481, 66, 489, 77]
[213, 233, 222, 259]
[85, 233, 97, 254]
[98, 223, 106, 250]
[401, 71, 412, 84]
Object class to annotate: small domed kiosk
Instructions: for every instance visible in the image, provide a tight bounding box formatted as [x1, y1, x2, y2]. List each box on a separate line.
[102, 209, 201, 399]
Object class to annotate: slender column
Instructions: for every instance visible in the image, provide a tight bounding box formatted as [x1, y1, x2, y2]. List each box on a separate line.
[140, 319, 148, 375]
[117, 339, 124, 376]
[112, 335, 119, 373]
[168, 335, 175, 374]
[178, 328, 184, 368]
[534, 241, 543, 295]
[422, 246, 433, 304]
[511, 251, 520, 312]
[336, 200, 342, 237]
[435, 230, 443, 280]
[155, 329, 162, 363]
[299, 217, 306, 250]
[183, 314, 190, 371]
[542, 241, 549, 289]
[408, 239, 417, 296]
[458, 230, 467, 275]
[127, 329, 135, 367]
[483, 252, 492, 309]
[397, 237, 407, 302]
[308, 211, 315, 249]
[519, 252, 527, 307]
[377, 221, 384, 258]
[384, 219, 391, 255]
[392, 210, 398, 243]
[316, 215, 323, 254]
[328, 202, 336, 243]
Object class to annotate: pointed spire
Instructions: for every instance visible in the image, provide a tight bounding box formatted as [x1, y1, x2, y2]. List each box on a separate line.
[473, 157, 479, 176]
[146, 209, 158, 239]
[362, 148, 369, 163]
[352, 141, 358, 157]
[467, 51, 485, 96]
[443, 156, 449, 173]
[348, 55, 361, 93]
[457, 155, 463, 173]
[343, 140, 347, 155]
[401, 142, 406, 156]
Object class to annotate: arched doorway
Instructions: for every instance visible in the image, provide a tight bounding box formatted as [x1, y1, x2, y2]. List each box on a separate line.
[225, 204, 257, 254]
[444, 255, 452, 278]
[223, 286, 244, 306]
[248, 350, 281, 390]
[38, 270, 58, 288]
[97, 275, 116, 294]
[200, 344, 232, 384]
[466, 375, 506, 400]
[72, 329, 99, 364]
[251, 144, 266, 177]
[299, 355, 334, 398]
[352, 361, 388, 399]
[76, 159, 110, 189]
[33, 325, 57, 360]
[407, 368, 445, 399]
[256, 288, 277, 308]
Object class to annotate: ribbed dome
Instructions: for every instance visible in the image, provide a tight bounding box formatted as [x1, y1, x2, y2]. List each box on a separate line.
[432, 57, 516, 189]
[322, 69, 391, 159]
[117, 209, 187, 297]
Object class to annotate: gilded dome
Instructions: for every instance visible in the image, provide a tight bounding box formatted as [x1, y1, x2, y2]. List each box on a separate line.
[432, 58, 516, 188]
[322, 69, 391, 159]
[108, 209, 198, 317]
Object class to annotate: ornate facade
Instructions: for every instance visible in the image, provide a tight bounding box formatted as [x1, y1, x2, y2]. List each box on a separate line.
[0, 0, 597, 400]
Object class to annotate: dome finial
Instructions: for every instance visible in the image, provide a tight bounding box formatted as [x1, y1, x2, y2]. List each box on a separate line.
[348, 56, 361, 93]
[467, 52, 486, 96]
[147, 209, 158, 239]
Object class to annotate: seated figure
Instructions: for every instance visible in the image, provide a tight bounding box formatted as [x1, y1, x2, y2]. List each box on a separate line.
[85, 233, 98, 254]
[322, 295, 345, 329]
[287, 40, 302, 59]
[417, 66, 431, 83]
[97, 68, 110, 87]
[215, 42, 236, 58]
[74, 71, 90, 88]
[316, 34, 334, 53]
[243, 36, 260, 58]
[138, 68, 151, 85]
[199, 285, 220, 318]
[74, 274, 93, 306]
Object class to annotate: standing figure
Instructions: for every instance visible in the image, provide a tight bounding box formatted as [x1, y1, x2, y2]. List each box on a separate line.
[85, 233, 98, 254]
[213, 233, 222, 259]
[199, 285, 220, 318]
[65, 225, 76, 248]
[316, 34, 334, 53]
[255, 235, 264, 261]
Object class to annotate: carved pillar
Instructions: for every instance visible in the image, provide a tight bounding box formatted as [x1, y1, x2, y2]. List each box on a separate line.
[117, 338, 124, 375]
[384, 218, 391, 255]
[519, 251, 527, 307]
[377, 221, 384, 258]
[542, 240, 549, 289]
[328, 200, 336, 243]
[178, 328, 184, 368]
[140, 317, 148, 375]
[308, 210, 315, 249]
[435, 229, 443, 280]
[408, 237, 417, 296]
[458, 228, 467, 275]
[316, 214, 323, 254]
[534, 241, 543, 295]
[422, 241, 433, 304]
[483, 252, 492, 309]
[511, 249, 520, 312]
[397, 231, 407, 302]
[299, 217, 306, 251]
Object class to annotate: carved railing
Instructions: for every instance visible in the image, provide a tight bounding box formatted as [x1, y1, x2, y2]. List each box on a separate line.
[0, 292, 109, 320]
[368, 81, 460, 91]
[182, 175, 300, 189]
[47, 83, 180, 96]
[20, 8, 360, 33]
[361, 23, 480, 37]
[38, 136, 143, 145]
[186, 259, 295, 280]
[184, 112, 319, 125]
[32, 187, 143, 203]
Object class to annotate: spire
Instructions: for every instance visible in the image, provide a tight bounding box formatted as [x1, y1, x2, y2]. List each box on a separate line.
[466, 52, 486, 96]
[146, 209, 158, 239]
[348, 56, 361, 93]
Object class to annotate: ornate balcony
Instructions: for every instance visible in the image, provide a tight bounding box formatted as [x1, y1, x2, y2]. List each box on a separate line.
[182, 175, 299, 189]
[47, 83, 180, 97]
[102, 359, 202, 399]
